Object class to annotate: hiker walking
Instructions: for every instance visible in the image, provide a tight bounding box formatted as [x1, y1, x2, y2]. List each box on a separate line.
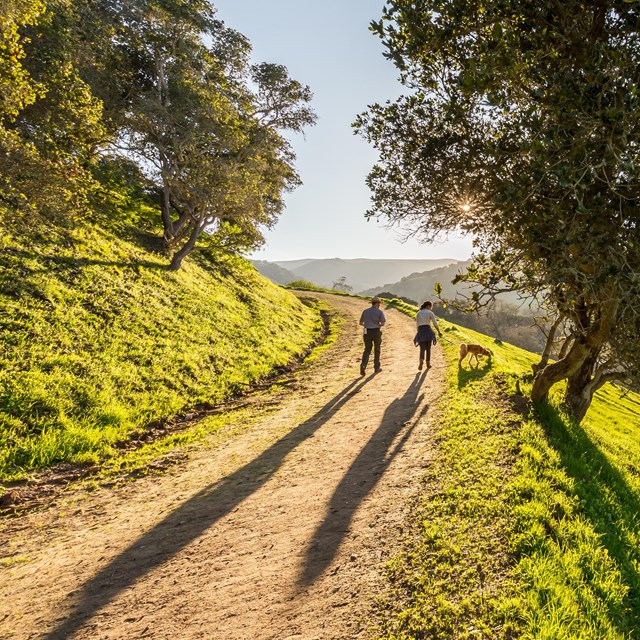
[415, 300, 442, 370]
[359, 297, 386, 376]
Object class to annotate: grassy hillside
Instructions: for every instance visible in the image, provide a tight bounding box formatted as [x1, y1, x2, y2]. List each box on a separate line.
[375, 304, 640, 639]
[0, 203, 322, 483]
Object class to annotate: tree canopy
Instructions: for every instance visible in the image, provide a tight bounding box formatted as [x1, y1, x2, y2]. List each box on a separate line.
[1, 0, 316, 268]
[356, 0, 640, 421]
[1, 0, 104, 216]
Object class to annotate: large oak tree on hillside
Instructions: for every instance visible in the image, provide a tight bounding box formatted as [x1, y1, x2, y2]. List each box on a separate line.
[83, 0, 316, 269]
[356, 1, 640, 422]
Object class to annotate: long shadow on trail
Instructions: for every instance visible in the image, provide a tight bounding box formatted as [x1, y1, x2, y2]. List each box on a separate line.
[298, 370, 430, 587]
[43, 377, 372, 640]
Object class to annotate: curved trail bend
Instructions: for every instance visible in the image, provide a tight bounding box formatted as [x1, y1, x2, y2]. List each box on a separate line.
[0, 293, 446, 640]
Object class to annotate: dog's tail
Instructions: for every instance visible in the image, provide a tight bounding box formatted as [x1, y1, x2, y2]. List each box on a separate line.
[458, 343, 468, 366]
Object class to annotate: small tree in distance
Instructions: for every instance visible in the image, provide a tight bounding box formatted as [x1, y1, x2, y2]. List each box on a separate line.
[332, 276, 353, 292]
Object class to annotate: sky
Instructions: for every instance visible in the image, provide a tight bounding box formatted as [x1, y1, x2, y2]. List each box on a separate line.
[213, 0, 474, 262]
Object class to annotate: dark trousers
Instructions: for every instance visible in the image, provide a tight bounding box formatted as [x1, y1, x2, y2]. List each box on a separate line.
[361, 328, 382, 370]
[419, 340, 432, 364]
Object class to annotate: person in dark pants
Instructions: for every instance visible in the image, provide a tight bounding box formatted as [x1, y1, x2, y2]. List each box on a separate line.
[359, 297, 386, 375]
[415, 300, 442, 370]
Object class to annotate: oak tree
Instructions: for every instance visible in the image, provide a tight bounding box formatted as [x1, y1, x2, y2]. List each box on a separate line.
[356, 0, 640, 421]
[0, 0, 104, 218]
[85, 1, 315, 269]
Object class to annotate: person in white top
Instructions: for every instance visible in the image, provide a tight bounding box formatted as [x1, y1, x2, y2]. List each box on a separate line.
[415, 300, 442, 370]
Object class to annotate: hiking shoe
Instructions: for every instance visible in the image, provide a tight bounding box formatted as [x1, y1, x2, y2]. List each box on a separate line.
[418, 360, 423, 370]
[360, 366, 366, 376]
[375, 367, 382, 373]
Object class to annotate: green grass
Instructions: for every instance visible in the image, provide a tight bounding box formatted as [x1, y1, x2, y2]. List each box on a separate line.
[0, 206, 322, 482]
[95, 296, 343, 481]
[3, 206, 639, 638]
[373, 311, 640, 639]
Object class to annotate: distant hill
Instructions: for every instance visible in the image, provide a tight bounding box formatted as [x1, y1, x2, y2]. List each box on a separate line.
[365, 261, 546, 352]
[268, 258, 462, 292]
[272, 258, 317, 271]
[361, 260, 536, 309]
[251, 260, 299, 285]
[360, 261, 475, 303]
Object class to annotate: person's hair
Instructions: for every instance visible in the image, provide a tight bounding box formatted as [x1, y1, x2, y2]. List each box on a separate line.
[420, 300, 433, 310]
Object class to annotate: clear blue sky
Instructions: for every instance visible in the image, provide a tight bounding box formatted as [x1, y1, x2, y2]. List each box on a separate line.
[214, 0, 473, 262]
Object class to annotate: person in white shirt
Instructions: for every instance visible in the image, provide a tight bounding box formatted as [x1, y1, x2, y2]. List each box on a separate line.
[415, 300, 442, 370]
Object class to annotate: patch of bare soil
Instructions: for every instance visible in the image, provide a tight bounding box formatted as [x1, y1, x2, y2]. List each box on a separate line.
[0, 293, 445, 640]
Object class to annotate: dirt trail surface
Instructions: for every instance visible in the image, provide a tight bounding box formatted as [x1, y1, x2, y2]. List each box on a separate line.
[0, 294, 446, 640]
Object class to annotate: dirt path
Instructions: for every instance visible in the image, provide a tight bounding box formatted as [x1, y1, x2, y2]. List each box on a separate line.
[0, 294, 446, 640]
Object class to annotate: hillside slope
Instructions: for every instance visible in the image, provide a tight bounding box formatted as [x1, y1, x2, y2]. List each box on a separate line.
[0, 295, 447, 640]
[3, 292, 639, 639]
[372, 306, 640, 639]
[361, 260, 472, 301]
[0, 207, 321, 482]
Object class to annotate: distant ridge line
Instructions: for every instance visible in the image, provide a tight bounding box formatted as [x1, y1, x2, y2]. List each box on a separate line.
[252, 257, 464, 292]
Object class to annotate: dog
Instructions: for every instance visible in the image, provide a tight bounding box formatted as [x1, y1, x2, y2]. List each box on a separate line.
[458, 343, 492, 367]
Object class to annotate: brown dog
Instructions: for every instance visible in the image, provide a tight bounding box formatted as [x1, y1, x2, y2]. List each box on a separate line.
[458, 343, 492, 367]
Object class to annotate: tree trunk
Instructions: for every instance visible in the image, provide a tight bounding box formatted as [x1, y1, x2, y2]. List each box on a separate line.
[532, 316, 562, 375]
[171, 210, 192, 243]
[160, 187, 174, 240]
[564, 348, 600, 423]
[531, 339, 591, 403]
[530, 299, 619, 420]
[160, 189, 191, 249]
[169, 220, 203, 270]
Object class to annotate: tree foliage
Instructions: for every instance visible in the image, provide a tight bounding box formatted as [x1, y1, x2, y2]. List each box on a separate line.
[1, 0, 315, 268]
[356, 0, 640, 421]
[79, 0, 316, 269]
[0, 0, 104, 217]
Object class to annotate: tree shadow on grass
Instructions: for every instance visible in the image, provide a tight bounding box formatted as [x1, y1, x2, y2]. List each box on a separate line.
[42, 377, 372, 640]
[539, 404, 640, 636]
[457, 359, 492, 389]
[2, 248, 167, 272]
[298, 370, 430, 587]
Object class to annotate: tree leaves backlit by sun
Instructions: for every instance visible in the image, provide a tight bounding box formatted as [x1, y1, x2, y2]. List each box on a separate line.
[356, 0, 640, 421]
[1, 0, 316, 269]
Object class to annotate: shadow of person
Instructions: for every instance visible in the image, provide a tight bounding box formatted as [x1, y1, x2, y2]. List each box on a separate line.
[297, 370, 430, 587]
[42, 378, 372, 640]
